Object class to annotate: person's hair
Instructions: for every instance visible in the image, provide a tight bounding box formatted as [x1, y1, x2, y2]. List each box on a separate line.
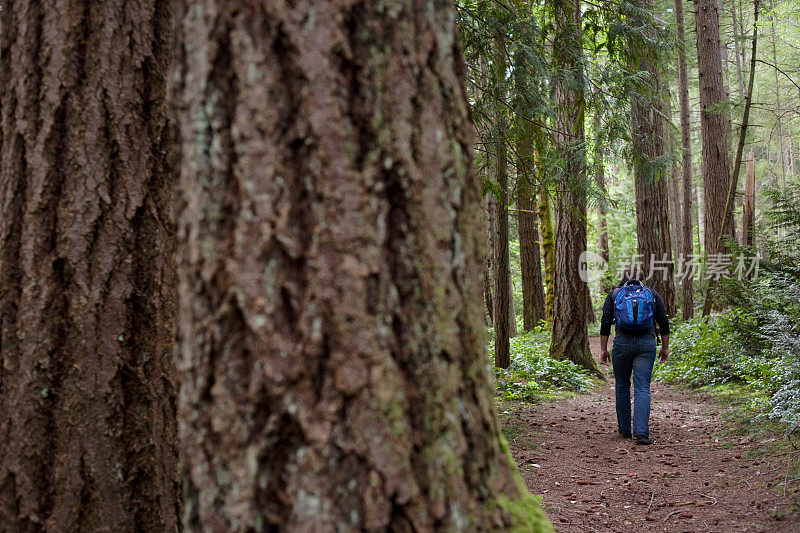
[620, 265, 643, 284]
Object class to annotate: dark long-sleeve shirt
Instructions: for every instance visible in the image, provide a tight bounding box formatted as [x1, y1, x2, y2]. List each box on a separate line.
[599, 282, 670, 337]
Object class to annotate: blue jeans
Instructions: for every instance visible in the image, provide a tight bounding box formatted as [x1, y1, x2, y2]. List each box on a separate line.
[612, 334, 657, 437]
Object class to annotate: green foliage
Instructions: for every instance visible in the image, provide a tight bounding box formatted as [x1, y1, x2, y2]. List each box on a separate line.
[489, 325, 596, 402]
[657, 270, 800, 424]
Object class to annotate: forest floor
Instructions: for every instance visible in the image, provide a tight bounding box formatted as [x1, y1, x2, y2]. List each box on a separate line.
[502, 336, 800, 532]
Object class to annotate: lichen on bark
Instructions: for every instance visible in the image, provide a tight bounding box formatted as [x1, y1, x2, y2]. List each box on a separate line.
[173, 0, 552, 531]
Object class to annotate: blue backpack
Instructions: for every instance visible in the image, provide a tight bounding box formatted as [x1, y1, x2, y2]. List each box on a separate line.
[613, 281, 654, 332]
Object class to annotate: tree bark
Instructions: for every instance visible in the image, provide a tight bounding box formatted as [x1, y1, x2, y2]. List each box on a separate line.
[695, 0, 735, 258]
[483, 197, 495, 326]
[492, 129, 512, 367]
[173, 1, 552, 530]
[0, 2, 179, 530]
[742, 151, 756, 246]
[665, 96, 683, 267]
[537, 158, 556, 323]
[491, 31, 513, 365]
[517, 142, 546, 331]
[548, 0, 602, 379]
[595, 115, 610, 292]
[696, 176, 706, 252]
[629, 0, 676, 316]
[675, 0, 695, 319]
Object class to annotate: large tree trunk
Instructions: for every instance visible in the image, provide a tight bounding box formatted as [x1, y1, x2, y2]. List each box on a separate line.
[0, 2, 179, 530]
[173, 2, 552, 531]
[695, 0, 735, 257]
[629, 0, 676, 316]
[675, 0, 695, 319]
[548, 0, 602, 379]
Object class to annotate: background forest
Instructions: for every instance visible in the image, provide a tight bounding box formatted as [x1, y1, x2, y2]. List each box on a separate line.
[459, 0, 800, 428]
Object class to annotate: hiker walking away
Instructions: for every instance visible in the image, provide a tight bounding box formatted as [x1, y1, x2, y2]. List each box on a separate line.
[599, 266, 669, 445]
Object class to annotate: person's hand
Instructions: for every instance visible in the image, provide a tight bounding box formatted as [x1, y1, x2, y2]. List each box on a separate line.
[659, 346, 668, 363]
[601, 348, 610, 365]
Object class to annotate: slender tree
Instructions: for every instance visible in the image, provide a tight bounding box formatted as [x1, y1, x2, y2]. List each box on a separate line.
[594, 113, 610, 292]
[727, 0, 760, 239]
[173, 1, 552, 530]
[0, 1, 179, 529]
[518, 152, 547, 331]
[483, 196, 495, 326]
[516, 55, 546, 331]
[548, 0, 602, 378]
[491, 41, 513, 366]
[537, 147, 556, 322]
[742, 151, 756, 246]
[675, 0, 695, 318]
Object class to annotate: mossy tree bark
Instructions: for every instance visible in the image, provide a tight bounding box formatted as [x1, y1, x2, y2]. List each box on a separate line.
[538, 171, 556, 323]
[0, 1, 179, 530]
[173, 1, 552, 531]
[548, 0, 603, 379]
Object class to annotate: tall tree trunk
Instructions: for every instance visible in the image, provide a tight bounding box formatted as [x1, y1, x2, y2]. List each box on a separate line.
[0, 2, 179, 530]
[515, 54, 546, 332]
[508, 275, 519, 338]
[595, 115, 610, 293]
[696, 176, 707, 252]
[483, 197, 495, 326]
[630, 0, 676, 316]
[491, 31, 513, 365]
[696, 0, 735, 283]
[492, 121, 512, 367]
[173, 2, 552, 530]
[742, 151, 756, 246]
[666, 96, 683, 266]
[548, 0, 602, 379]
[518, 145, 546, 331]
[537, 154, 556, 323]
[676, 0, 696, 318]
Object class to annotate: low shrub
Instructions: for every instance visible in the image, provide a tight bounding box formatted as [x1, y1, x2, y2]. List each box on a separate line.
[656, 271, 800, 425]
[489, 324, 596, 402]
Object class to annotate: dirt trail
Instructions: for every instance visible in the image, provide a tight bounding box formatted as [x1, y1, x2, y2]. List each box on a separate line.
[504, 337, 799, 532]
